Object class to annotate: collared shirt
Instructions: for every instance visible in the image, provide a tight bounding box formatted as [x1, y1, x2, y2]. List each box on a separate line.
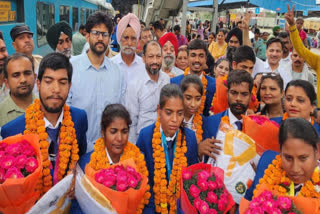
[0, 93, 36, 126]
[0, 82, 9, 103]
[284, 62, 315, 85]
[68, 52, 126, 152]
[228, 108, 244, 130]
[126, 70, 170, 144]
[111, 53, 146, 85]
[105, 147, 115, 165]
[183, 114, 195, 130]
[43, 109, 64, 141]
[160, 66, 184, 78]
[255, 39, 267, 61]
[279, 53, 292, 68]
[253, 58, 292, 88]
[160, 126, 177, 142]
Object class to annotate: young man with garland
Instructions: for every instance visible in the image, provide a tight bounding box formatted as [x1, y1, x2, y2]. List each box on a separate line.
[170, 39, 216, 116]
[1, 52, 88, 195]
[136, 83, 198, 214]
[200, 70, 253, 162]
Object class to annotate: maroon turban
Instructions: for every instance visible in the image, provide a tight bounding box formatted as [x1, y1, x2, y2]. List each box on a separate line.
[159, 32, 179, 56]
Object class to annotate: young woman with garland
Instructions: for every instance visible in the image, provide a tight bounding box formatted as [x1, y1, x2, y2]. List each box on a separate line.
[270, 79, 320, 135]
[245, 118, 320, 205]
[180, 75, 207, 144]
[71, 104, 150, 214]
[136, 84, 198, 214]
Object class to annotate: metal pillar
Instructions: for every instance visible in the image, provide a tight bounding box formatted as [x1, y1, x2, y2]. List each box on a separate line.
[181, 0, 188, 36]
[211, 0, 218, 33]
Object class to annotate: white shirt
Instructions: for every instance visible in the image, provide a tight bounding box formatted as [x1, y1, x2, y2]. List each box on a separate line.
[126, 70, 170, 144]
[111, 53, 146, 86]
[105, 147, 115, 165]
[160, 126, 177, 142]
[228, 108, 243, 130]
[253, 58, 292, 88]
[183, 114, 195, 130]
[284, 62, 315, 86]
[160, 66, 184, 77]
[279, 53, 292, 68]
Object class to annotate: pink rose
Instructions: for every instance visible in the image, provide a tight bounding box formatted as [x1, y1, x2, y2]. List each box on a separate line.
[199, 201, 209, 214]
[0, 155, 15, 169]
[5, 167, 23, 179]
[0, 168, 5, 183]
[182, 170, 192, 180]
[0, 151, 5, 159]
[198, 179, 208, 191]
[218, 199, 226, 211]
[193, 197, 202, 210]
[128, 175, 138, 188]
[248, 200, 260, 209]
[5, 144, 21, 156]
[103, 176, 116, 187]
[20, 141, 35, 157]
[260, 190, 273, 201]
[114, 165, 125, 173]
[116, 170, 128, 183]
[25, 157, 38, 173]
[206, 191, 217, 204]
[277, 196, 292, 211]
[216, 179, 223, 189]
[15, 155, 28, 169]
[116, 181, 128, 191]
[0, 143, 7, 152]
[262, 200, 277, 212]
[126, 166, 136, 174]
[208, 181, 218, 191]
[208, 209, 217, 214]
[247, 207, 264, 214]
[197, 170, 210, 181]
[133, 171, 142, 182]
[268, 208, 282, 214]
[189, 184, 201, 198]
[95, 171, 107, 183]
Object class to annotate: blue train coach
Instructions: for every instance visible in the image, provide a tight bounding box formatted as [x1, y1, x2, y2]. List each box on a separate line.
[0, 0, 114, 56]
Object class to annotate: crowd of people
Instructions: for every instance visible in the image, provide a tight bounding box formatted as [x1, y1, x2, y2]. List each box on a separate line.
[0, 3, 320, 214]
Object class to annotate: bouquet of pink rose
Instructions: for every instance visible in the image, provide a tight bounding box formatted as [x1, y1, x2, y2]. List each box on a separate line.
[241, 190, 301, 214]
[0, 134, 42, 214]
[94, 165, 142, 191]
[84, 159, 148, 214]
[180, 163, 234, 214]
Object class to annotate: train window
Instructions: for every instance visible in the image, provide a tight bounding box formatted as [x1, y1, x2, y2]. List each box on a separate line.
[60, 5, 70, 23]
[86, 9, 89, 20]
[0, 0, 24, 23]
[72, 7, 79, 32]
[36, 2, 54, 47]
[80, 8, 85, 25]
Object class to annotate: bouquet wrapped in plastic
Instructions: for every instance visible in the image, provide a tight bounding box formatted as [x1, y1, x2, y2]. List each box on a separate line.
[242, 115, 280, 156]
[239, 187, 320, 214]
[0, 134, 42, 214]
[76, 159, 148, 214]
[207, 119, 258, 204]
[180, 163, 234, 214]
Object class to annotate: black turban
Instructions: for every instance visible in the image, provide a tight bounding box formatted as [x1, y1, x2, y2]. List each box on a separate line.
[46, 21, 72, 50]
[226, 27, 243, 46]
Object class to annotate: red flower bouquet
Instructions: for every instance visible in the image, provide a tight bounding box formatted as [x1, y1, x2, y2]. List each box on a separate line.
[85, 159, 148, 214]
[240, 190, 301, 214]
[180, 163, 234, 214]
[0, 134, 42, 214]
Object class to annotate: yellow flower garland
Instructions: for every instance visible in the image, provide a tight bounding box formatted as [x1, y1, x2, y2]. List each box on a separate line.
[89, 138, 151, 214]
[152, 118, 188, 214]
[254, 155, 320, 198]
[184, 67, 206, 143]
[24, 99, 79, 195]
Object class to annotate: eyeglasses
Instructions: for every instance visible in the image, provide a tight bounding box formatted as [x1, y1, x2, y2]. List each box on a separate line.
[90, 30, 109, 38]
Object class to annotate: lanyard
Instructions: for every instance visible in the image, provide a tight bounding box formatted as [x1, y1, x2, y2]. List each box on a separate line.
[161, 131, 178, 180]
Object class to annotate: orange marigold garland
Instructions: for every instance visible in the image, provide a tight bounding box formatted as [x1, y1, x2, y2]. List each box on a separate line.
[24, 99, 79, 195]
[152, 118, 188, 214]
[184, 67, 206, 143]
[254, 155, 320, 198]
[89, 138, 151, 214]
[282, 112, 315, 125]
